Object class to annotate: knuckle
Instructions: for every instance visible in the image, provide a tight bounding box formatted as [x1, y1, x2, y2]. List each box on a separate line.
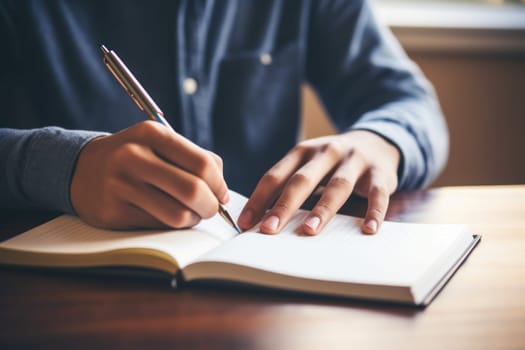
[183, 180, 216, 219]
[293, 141, 316, 159]
[322, 141, 344, 159]
[327, 176, 353, 190]
[209, 152, 223, 169]
[260, 170, 283, 189]
[193, 153, 216, 179]
[368, 207, 385, 219]
[184, 178, 207, 202]
[370, 184, 390, 198]
[133, 120, 154, 138]
[289, 172, 313, 189]
[113, 143, 144, 166]
[312, 201, 335, 219]
[170, 210, 199, 228]
[347, 147, 366, 164]
[293, 142, 309, 154]
[272, 202, 290, 214]
[135, 120, 169, 143]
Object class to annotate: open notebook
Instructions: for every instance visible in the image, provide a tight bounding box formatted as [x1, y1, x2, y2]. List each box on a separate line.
[0, 191, 480, 306]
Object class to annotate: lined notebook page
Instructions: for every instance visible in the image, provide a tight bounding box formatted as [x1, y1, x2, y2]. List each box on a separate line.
[193, 210, 472, 287]
[0, 192, 247, 268]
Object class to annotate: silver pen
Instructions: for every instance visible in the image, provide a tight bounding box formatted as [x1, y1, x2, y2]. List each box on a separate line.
[100, 44, 241, 234]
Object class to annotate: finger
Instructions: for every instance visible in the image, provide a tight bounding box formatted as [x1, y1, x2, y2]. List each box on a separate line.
[238, 147, 307, 230]
[114, 143, 219, 219]
[259, 145, 344, 234]
[208, 151, 229, 204]
[301, 155, 367, 235]
[125, 121, 229, 203]
[208, 151, 224, 173]
[109, 203, 172, 230]
[361, 171, 391, 235]
[115, 178, 201, 229]
[84, 194, 170, 230]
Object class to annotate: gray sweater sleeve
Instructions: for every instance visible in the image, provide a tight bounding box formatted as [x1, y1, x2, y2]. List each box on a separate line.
[0, 127, 108, 213]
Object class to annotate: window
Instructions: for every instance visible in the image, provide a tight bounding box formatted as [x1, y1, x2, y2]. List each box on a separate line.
[374, 0, 525, 53]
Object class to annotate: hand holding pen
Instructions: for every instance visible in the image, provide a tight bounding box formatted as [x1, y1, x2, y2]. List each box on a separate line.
[69, 46, 239, 232]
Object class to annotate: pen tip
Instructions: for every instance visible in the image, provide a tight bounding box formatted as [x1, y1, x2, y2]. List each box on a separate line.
[100, 44, 109, 54]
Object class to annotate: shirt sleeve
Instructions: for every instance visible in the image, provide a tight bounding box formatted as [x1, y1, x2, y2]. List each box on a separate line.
[306, 0, 448, 189]
[0, 127, 107, 213]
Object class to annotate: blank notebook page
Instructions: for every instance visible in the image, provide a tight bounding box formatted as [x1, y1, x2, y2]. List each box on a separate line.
[194, 210, 473, 287]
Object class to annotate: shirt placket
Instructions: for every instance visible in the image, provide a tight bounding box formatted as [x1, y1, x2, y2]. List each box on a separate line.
[178, 0, 211, 149]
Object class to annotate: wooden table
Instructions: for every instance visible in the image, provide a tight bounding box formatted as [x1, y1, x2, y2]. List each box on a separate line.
[1, 185, 524, 349]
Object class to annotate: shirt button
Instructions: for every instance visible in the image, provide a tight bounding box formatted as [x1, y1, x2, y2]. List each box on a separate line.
[260, 53, 272, 65]
[183, 78, 198, 95]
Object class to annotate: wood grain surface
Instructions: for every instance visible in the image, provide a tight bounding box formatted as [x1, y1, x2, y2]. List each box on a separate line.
[1, 185, 524, 350]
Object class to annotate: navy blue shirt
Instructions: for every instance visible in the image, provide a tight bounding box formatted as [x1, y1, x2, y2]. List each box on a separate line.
[0, 0, 448, 213]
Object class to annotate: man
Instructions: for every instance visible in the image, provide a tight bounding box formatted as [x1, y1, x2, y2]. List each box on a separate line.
[0, 0, 448, 235]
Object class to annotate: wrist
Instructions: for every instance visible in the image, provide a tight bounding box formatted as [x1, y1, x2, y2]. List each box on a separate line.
[21, 128, 108, 214]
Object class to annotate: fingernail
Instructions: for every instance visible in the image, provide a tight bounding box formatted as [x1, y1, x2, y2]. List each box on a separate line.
[238, 208, 254, 227]
[364, 219, 378, 234]
[262, 215, 280, 232]
[304, 215, 321, 232]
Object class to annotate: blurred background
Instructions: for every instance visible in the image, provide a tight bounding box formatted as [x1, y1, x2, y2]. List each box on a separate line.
[302, 0, 525, 187]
